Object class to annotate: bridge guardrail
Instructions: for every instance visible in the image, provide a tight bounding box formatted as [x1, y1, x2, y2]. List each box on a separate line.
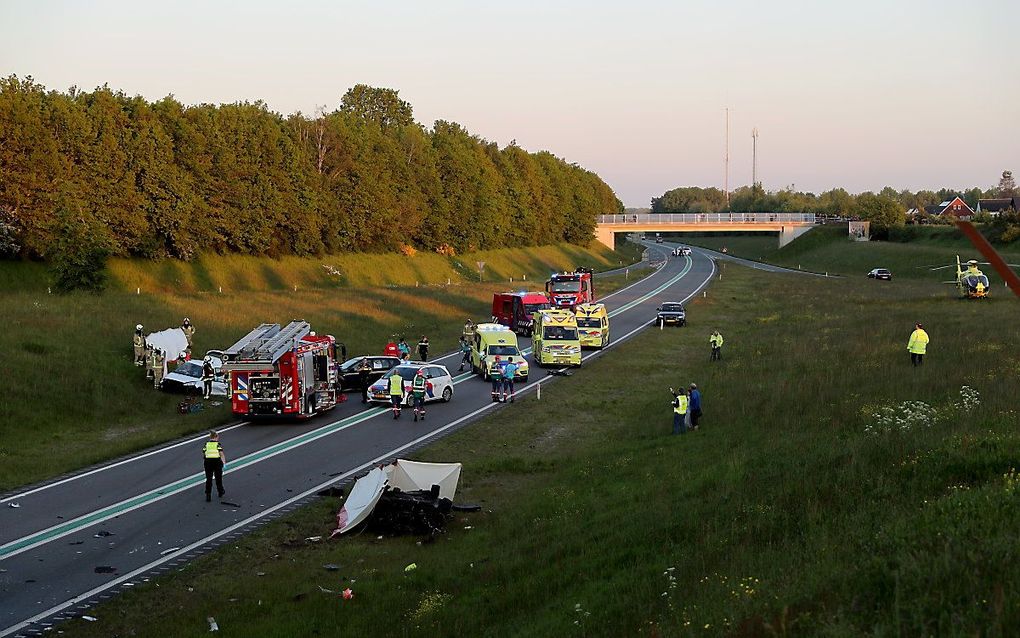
[598, 213, 815, 224]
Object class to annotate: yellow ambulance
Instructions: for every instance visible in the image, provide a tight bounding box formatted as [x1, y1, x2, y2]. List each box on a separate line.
[532, 309, 582, 367]
[574, 303, 609, 349]
[470, 323, 530, 381]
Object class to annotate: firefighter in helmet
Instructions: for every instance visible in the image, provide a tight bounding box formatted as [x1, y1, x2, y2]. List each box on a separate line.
[153, 349, 167, 389]
[181, 317, 195, 349]
[202, 355, 216, 399]
[133, 324, 145, 366]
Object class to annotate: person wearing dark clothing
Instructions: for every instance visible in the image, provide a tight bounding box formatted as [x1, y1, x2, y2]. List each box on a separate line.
[201, 357, 216, 399]
[417, 336, 430, 361]
[458, 336, 471, 372]
[688, 383, 702, 430]
[202, 431, 225, 502]
[357, 358, 371, 403]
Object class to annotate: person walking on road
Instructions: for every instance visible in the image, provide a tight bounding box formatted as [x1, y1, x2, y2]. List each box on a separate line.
[388, 368, 404, 419]
[201, 356, 216, 399]
[688, 383, 702, 430]
[357, 358, 371, 403]
[133, 324, 145, 366]
[397, 337, 410, 361]
[411, 368, 428, 422]
[501, 359, 518, 402]
[490, 356, 504, 402]
[417, 335, 430, 361]
[181, 317, 195, 350]
[202, 431, 226, 502]
[710, 330, 724, 361]
[458, 336, 471, 372]
[671, 387, 689, 435]
[908, 322, 929, 367]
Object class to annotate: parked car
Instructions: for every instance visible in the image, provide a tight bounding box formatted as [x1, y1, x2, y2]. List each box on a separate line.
[161, 350, 228, 396]
[337, 355, 402, 391]
[867, 268, 892, 281]
[368, 362, 455, 406]
[655, 302, 686, 327]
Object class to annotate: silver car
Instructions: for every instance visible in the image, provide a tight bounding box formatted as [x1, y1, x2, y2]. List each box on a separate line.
[161, 351, 229, 396]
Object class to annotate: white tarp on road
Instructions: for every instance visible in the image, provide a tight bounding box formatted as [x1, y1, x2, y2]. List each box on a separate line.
[331, 460, 462, 536]
[146, 327, 189, 357]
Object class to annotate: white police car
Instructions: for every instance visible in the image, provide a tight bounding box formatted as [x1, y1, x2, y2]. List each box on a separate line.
[368, 362, 454, 406]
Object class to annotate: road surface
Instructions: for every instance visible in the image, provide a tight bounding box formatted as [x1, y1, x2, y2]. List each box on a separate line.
[0, 244, 718, 636]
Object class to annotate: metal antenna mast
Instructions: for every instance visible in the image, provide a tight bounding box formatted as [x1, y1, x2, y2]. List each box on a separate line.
[724, 107, 730, 210]
[751, 127, 759, 188]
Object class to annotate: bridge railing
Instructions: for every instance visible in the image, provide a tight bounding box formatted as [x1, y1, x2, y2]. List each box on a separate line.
[598, 213, 816, 225]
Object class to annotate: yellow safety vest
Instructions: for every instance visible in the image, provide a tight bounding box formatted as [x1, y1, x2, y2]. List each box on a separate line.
[204, 441, 221, 459]
[389, 374, 404, 395]
[673, 395, 689, 415]
[907, 329, 929, 355]
[710, 334, 723, 347]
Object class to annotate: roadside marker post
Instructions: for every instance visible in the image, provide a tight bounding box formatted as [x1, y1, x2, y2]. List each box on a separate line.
[536, 380, 540, 400]
[136, 287, 140, 295]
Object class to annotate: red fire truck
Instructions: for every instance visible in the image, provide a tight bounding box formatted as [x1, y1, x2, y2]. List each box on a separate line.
[545, 268, 595, 309]
[491, 291, 551, 336]
[220, 321, 340, 419]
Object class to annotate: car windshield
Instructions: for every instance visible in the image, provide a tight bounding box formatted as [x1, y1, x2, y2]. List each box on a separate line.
[661, 304, 683, 312]
[339, 357, 365, 372]
[550, 281, 581, 292]
[487, 345, 520, 356]
[543, 326, 578, 340]
[386, 366, 420, 381]
[174, 362, 202, 378]
[524, 302, 550, 314]
[576, 317, 600, 328]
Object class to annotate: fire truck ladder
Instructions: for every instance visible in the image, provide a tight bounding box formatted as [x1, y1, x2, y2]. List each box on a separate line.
[222, 321, 311, 367]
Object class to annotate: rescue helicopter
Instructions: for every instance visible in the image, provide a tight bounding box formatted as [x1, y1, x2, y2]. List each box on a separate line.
[927, 256, 1019, 299]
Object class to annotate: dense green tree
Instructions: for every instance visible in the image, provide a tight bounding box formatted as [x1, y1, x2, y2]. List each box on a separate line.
[0, 76, 617, 260]
[854, 193, 905, 234]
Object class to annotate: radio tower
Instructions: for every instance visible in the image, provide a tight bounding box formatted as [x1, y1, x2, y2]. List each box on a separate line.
[724, 107, 730, 210]
[751, 127, 759, 189]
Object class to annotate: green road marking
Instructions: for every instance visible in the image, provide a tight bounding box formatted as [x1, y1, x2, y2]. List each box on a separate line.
[1, 257, 695, 560]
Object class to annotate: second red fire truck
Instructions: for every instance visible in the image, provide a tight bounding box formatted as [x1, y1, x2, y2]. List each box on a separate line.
[545, 268, 595, 309]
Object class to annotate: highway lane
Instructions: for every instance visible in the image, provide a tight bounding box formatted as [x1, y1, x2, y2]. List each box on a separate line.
[0, 243, 714, 636]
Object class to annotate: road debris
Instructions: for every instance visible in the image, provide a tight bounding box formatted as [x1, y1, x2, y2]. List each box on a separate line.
[94, 566, 116, 574]
[305, 536, 322, 542]
[322, 564, 340, 571]
[404, 563, 417, 572]
[8, 502, 19, 508]
[318, 585, 335, 594]
[93, 531, 114, 537]
[160, 547, 181, 556]
[82, 616, 97, 622]
[207, 617, 219, 632]
[221, 501, 240, 508]
[342, 588, 353, 600]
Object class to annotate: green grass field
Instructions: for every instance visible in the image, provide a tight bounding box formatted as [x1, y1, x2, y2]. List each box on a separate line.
[0, 243, 642, 491]
[681, 225, 1020, 283]
[63, 262, 1020, 636]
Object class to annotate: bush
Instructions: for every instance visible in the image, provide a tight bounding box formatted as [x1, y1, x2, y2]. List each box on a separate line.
[50, 214, 111, 293]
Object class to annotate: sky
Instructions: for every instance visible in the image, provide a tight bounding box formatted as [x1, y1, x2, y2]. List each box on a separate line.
[2, 0, 1017, 207]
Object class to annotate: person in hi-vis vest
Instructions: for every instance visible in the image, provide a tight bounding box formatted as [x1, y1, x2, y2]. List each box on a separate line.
[671, 387, 689, 435]
[202, 431, 226, 502]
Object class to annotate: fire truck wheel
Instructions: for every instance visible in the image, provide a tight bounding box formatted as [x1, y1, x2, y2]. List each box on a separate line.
[442, 386, 452, 402]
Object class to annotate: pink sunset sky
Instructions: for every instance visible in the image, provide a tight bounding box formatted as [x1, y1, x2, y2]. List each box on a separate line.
[2, 0, 1017, 207]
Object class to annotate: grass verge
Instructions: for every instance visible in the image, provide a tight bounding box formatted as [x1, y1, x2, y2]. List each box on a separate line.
[684, 226, 1020, 282]
[63, 264, 1020, 636]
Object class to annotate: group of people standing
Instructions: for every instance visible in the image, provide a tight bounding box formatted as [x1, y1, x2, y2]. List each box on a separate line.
[670, 384, 703, 435]
[386, 336, 431, 362]
[488, 356, 518, 403]
[132, 318, 215, 397]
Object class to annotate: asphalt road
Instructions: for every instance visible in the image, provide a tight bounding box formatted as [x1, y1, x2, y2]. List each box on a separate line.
[0, 243, 716, 636]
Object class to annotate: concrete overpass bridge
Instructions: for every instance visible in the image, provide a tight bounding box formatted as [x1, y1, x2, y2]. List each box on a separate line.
[594, 212, 816, 249]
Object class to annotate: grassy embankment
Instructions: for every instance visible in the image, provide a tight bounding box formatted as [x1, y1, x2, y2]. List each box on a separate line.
[66, 254, 1020, 636]
[0, 242, 644, 492]
[682, 225, 1020, 282]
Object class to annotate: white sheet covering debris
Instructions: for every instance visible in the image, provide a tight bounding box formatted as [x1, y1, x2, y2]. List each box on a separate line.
[146, 327, 189, 358]
[330, 460, 462, 536]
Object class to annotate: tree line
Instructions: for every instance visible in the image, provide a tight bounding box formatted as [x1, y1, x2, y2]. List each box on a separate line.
[0, 76, 622, 262]
[652, 175, 1017, 236]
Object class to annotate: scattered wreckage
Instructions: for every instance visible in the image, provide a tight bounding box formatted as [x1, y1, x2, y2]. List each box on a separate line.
[331, 460, 477, 537]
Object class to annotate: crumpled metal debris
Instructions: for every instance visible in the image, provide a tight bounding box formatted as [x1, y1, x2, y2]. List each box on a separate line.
[207, 616, 219, 631]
